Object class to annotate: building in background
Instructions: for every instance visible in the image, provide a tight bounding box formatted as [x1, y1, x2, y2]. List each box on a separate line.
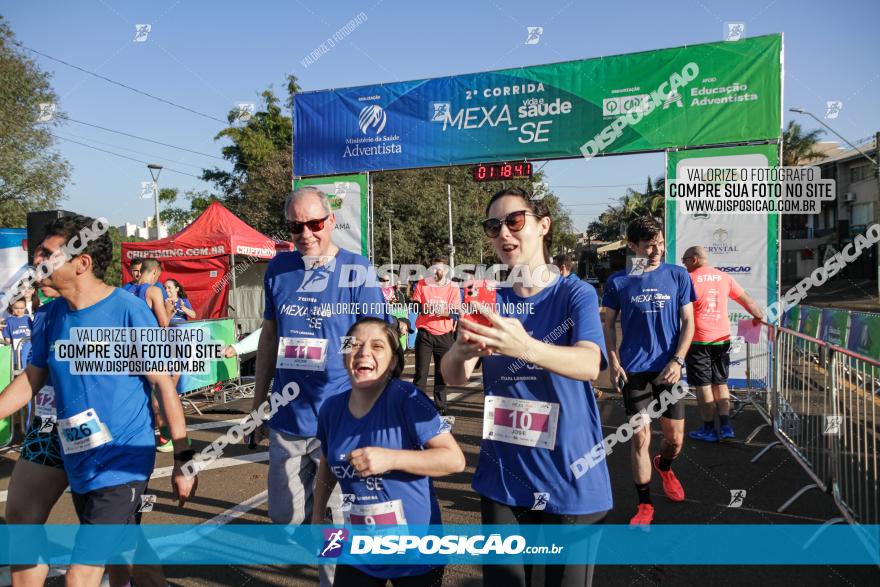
[781, 137, 879, 284]
[118, 215, 168, 240]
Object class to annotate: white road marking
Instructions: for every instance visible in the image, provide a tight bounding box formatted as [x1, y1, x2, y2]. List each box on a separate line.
[199, 489, 268, 526]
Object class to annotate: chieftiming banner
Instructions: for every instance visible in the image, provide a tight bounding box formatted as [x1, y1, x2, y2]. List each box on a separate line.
[667, 143, 780, 389]
[293, 35, 782, 176]
[293, 174, 369, 255]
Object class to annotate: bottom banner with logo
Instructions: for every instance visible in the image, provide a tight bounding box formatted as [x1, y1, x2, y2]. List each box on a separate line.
[1, 524, 878, 565]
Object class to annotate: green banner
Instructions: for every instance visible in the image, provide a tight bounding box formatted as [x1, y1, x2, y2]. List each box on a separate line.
[292, 174, 369, 255]
[295, 35, 783, 175]
[820, 308, 850, 347]
[782, 305, 801, 331]
[176, 319, 239, 394]
[846, 311, 880, 359]
[0, 344, 12, 446]
[799, 306, 822, 338]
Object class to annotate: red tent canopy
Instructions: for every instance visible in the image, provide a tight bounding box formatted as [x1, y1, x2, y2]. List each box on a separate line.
[121, 202, 292, 319]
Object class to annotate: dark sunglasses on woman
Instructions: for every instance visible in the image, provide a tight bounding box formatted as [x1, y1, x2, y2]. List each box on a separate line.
[482, 210, 540, 238]
[287, 215, 331, 235]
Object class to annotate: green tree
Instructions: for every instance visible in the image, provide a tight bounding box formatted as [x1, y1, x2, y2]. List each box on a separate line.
[0, 17, 70, 226]
[104, 226, 145, 287]
[201, 76, 299, 236]
[782, 120, 825, 166]
[160, 187, 220, 234]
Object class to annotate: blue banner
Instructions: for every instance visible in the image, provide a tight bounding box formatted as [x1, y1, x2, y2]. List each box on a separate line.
[3, 525, 878, 565]
[293, 35, 782, 176]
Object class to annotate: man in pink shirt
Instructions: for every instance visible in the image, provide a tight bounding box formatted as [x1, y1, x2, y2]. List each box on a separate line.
[412, 254, 459, 414]
[682, 246, 764, 441]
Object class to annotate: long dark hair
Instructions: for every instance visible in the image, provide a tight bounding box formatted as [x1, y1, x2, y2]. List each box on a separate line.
[485, 187, 553, 262]
[345, 317, 404, 379]
[165, 278, 188, 299]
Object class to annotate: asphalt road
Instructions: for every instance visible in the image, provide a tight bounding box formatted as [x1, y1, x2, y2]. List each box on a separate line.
[1, 356, 878, 586]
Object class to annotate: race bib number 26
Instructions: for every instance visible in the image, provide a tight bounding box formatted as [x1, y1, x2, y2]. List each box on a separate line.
[57, 409, 113, 455]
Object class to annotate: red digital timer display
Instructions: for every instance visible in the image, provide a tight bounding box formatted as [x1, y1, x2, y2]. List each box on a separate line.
[472, 162, 533, 182]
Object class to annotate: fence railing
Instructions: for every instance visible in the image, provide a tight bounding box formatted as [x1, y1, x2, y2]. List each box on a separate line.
[746, 322, 879, 528]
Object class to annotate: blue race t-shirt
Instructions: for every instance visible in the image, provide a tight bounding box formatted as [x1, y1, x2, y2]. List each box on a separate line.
[474, 277, 612, 515]
[3, 315, 32, 343]
[264, 248, 391, 437]
[601, 263, 696, 373]
[317, 379, 445, 579]
[122, 281, 138, 293]
[169, 298, 193, 324]
[29, 288, 158, 493]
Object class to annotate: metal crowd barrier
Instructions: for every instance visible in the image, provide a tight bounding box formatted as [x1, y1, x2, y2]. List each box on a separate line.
[747, 322, 879, 527]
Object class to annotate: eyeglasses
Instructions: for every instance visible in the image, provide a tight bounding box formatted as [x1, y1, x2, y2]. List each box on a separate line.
[482, 210, 540, 238]
[286, 215, 331, 235]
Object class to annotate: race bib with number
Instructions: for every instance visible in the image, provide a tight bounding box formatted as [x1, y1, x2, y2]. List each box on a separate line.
[346, 499, 408, 526]
[34, 385, 57, 419]
[276, 337, 328, 371]
[57, 409, 113, 455]
[482, 396, 560, 450]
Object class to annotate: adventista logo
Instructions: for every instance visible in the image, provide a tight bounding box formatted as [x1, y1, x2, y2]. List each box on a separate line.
[359, 105, 387, 134]
[319, 528, 349, 558]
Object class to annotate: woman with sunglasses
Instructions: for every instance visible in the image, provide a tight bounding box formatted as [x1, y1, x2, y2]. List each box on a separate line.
[441, 187, 610, 587]
[313, 317, 465, 586]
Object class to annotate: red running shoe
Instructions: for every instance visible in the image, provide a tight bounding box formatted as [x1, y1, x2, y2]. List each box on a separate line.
[653, 455, 685, 502]
[630, 503, 654, 526]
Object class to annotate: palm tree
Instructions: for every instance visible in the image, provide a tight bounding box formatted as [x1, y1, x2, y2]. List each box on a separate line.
[782, 121, 825, 166]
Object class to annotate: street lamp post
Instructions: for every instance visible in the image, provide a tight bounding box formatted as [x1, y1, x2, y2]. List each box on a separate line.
[447, 184, 455, 269]
[388, 210, 394, 286]
[789, 109, 880, 302]
[147, 163, 163, 239]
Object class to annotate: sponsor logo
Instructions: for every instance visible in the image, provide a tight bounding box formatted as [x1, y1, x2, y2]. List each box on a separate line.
[431, 102, 450, 122]
[359, 105, 387, 134]
[717, 266, 752, 274]
[705, 228, 740, 255]
[319, 528, 349, 558]
[532, 492, 549, 511]
[728, 490, 746, 507]
[691, 212, 711, 219]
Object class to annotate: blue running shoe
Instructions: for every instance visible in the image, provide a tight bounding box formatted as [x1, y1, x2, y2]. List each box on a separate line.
[688, 427, 719, 442]
[719, 424, 735, 440]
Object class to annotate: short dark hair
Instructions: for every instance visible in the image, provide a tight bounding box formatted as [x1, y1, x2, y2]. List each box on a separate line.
[626, 216, 664, 244]
[345, 317, 404, 379]
[130, 258, 143, 268]
[42, 214, 113, 280]
[141, 258, 162, 274]
[553, 253, 573, 270]
[431, 253, 449, 265]
[485, 187, 553, 260]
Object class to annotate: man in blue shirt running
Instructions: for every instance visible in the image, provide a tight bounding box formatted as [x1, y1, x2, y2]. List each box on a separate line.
[602, 216, 695, 526]
[0, 214, 197, 585]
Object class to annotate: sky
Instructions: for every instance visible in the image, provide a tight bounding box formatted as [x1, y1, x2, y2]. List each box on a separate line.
[3, 0, 879, 232]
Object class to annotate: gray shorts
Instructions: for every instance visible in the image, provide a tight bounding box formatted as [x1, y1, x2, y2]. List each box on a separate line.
[268, 427, 343, 524]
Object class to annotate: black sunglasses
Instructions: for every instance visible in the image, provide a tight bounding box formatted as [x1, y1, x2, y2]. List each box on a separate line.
[482, 210, 540, 238]
[287, 215, 331, 235]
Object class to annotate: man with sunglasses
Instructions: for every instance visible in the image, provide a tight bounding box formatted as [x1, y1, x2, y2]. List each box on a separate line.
[412, 253, 459, 415]
[601, 216, 695, 526]
[681, 246, 763, 442]
[0, 214, 196, 585]
[250, 186, 390, 587]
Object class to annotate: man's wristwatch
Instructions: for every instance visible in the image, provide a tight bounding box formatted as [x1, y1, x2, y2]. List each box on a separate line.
[173, 448, 196, 463]
[672, 355, 685, 368]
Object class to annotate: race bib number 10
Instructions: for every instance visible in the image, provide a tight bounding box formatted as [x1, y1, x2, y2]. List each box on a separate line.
[483, 396, 560, 450]
[57, 409, 113, 455]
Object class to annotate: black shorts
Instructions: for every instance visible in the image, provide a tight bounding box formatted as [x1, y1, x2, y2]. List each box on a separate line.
[621, 372, 685, 420]
[72, 479, 148, 525]
[685, 342, 731, 386]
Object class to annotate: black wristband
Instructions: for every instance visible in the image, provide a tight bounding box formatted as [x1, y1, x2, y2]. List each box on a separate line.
[173, 448, 196, 463]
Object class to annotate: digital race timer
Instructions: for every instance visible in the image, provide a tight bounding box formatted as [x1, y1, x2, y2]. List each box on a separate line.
[472, 162, 533, 182]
